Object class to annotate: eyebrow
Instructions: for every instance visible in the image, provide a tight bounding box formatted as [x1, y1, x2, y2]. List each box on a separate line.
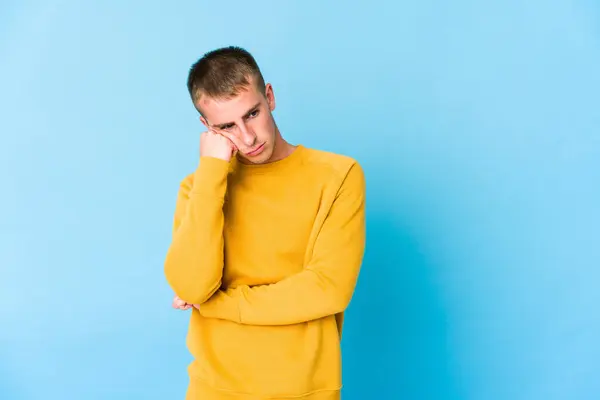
[213, 102, 261, 129]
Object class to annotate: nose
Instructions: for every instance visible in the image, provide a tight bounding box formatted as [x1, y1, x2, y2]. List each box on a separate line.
[237, 122, 256, 147]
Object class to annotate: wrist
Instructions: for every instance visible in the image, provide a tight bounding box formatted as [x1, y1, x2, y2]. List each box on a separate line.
[199, 152, 232, 162]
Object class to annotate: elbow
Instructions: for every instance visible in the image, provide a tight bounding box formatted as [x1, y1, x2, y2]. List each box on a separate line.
[165, 267, 221, 304]
[164, 255, 221, 305]
[180, 282, 221, 305]
[328, 289, 354, 315]
[317, 272, 357, 315]
[329, 273, 361, 313]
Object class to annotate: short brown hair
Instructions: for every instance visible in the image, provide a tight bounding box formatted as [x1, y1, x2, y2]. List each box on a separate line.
[186, 46, 266, 112]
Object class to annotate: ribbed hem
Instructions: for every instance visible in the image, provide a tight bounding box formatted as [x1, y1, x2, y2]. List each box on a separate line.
[185, 376, 341, 400]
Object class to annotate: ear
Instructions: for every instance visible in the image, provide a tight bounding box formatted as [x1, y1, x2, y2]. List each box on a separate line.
[265, 83, 276, 112]
[199, 115, 209, 128]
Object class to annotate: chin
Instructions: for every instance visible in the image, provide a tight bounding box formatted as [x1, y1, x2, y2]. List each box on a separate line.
[243, 144, 273, 164]
[249, 153, 271, 165]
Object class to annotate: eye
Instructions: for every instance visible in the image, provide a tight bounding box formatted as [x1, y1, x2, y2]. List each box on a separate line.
[222, 124, 235, 130]
[248, 109, 259, 118]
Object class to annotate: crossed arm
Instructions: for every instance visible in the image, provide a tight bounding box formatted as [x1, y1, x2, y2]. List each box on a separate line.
[199, 162, 366, 326]
[165, 159, 366, 325]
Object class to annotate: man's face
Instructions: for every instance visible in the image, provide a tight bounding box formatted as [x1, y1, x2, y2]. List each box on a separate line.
[197, 80, 278, 164]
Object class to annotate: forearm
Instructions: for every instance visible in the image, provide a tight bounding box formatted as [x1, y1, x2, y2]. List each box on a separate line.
[164, 157, 230, 305]
[199, 259, 363, 325]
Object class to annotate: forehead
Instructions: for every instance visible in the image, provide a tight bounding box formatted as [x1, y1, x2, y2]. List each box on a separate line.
[198, 86, 262, 124]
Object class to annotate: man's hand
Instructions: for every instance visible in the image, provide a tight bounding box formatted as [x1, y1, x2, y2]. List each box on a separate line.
[200, 129, 237, 161]
[172, 295, 200, 310]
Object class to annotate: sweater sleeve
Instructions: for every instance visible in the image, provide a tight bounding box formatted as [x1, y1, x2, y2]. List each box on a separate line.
[164, 156, 230, 305]
[199, 162, 366, 325]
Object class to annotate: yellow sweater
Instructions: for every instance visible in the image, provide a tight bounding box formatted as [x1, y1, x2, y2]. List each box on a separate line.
[164, 145, 366, 399]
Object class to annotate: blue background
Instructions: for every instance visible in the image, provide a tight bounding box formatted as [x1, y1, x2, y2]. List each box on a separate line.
[1, 1, 599, 399]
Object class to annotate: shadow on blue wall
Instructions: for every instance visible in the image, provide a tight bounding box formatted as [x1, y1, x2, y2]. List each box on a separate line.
[342, 207, 462, 399]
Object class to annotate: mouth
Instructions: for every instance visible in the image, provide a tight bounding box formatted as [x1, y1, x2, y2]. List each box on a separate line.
[245, 142, 265, 157]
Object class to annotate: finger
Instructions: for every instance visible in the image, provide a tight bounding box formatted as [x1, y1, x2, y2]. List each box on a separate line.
[210, 127, 240, 150]
[173, 298, 185, 308]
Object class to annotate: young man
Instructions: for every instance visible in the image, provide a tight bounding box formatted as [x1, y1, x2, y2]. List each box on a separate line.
[164, 46, 366, 400]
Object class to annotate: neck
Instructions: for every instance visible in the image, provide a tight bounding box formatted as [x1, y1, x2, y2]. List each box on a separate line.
[269, 127, 296, 162]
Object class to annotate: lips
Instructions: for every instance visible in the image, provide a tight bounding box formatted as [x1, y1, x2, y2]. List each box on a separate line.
[246, 143, 265, 156]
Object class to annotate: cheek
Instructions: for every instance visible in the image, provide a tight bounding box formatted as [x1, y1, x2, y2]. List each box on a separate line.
[254, 114, 274, 135]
